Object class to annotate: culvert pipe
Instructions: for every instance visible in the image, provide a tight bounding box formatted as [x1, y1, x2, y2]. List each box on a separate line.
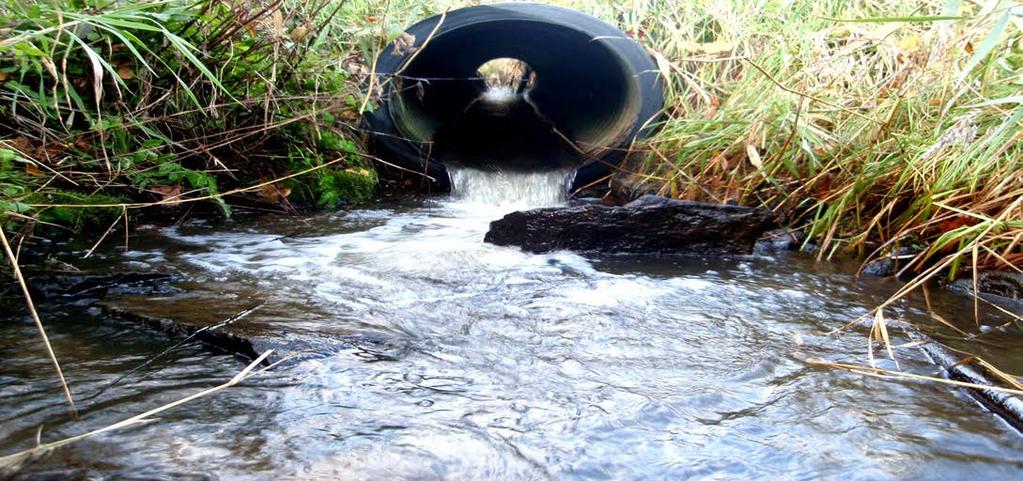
[364, 3, 664, 191]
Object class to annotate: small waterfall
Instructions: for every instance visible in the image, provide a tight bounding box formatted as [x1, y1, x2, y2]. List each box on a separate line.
[447, 167, 576, 210]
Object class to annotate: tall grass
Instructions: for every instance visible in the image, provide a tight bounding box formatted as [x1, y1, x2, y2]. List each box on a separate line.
[0, 0, 380, 228]
[2, 0, 1020, 280]
[617, 0, 1022, 283]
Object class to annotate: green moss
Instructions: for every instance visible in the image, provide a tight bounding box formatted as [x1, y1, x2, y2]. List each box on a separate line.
[284, 145, 377, 207]
[31, 191, 126, 230]
[315, 166, 377, 206]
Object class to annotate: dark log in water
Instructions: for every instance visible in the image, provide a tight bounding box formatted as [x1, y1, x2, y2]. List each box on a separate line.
[484, 194, 776, 254]
[909, 329, 1023, 433]
[866, 319, 1023, 433]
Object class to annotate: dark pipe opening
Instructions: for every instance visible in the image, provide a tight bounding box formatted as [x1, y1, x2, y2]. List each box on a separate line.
[365, 4, 663, 190]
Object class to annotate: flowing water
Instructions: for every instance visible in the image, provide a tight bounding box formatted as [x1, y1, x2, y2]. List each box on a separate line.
[3, 168, 1023, 480]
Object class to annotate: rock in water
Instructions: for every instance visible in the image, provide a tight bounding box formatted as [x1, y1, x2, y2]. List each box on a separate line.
[484, 195, 776, 254]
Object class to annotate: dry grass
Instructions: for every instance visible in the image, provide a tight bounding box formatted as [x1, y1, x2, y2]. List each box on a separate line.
[617, 0, 1022, 281]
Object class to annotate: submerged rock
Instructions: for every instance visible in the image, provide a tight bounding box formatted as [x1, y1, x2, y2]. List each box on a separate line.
[484, 194, 776, 254]
[99, 295, 403, 365]
[755, 228, 805, 253]
[26, 271, 182, 300]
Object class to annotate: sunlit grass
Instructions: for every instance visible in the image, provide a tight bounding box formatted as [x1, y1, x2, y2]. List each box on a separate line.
[618, 0, 1022, 286]
[2, 0, 1020, 287]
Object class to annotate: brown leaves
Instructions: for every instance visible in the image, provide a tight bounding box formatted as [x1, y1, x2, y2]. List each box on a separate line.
[24, 163, 44, 177]
[392, 33, 416, 56]
[5, 136, 70, 166]
[116, 62, 135, 80]
[705, 95, 721, 119]
[150, 184, 181, 202]
[74, 136, 93, 151]
[746, 144, 763, 168]
[289, 25, 310, 43]
[258, 182, 290, 204]
[625, 29, 646, 40]
[936, 215, 974, 235]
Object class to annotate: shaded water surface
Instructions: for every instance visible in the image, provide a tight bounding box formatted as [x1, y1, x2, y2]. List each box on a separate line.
[3, 168, 1023, 480]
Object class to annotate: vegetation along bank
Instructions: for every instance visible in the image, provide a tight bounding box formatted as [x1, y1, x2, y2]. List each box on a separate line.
[1, 0, 1021, 292]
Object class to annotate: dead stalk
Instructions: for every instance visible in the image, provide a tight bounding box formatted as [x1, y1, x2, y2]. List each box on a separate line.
[806, 358, 1023, 396]
[0, 350, 273, 469]
[0, 226, 76, 413]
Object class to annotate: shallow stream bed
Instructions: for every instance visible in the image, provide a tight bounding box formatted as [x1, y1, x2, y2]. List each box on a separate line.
[3, 170, 1023, 480]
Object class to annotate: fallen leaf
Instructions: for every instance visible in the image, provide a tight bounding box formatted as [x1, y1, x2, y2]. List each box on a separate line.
[705, 95, 720, 119]
[11, 137, 31, 152]
[652, 50, 672, 85]
[116, 63, 135, 80]
[74, 137, 92, 150]
[746, 144, 763, 168]
[897, 35, 920, 53]
[392, 33, 416, 56]
[269, 10, 285, 39]
[339, 109, 358, 121]
[937, 215, 972, 234]
[625, 29, 645, 39]
[290, 25, 309, 42]
[258, 182, 290, 203]
[24, 162, 44, 177]
[150, 184, 181, 201]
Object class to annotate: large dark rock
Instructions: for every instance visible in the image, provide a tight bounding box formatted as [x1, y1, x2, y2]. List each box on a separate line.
[949, 271, 1023, 308]
[484, 195, 776, 254]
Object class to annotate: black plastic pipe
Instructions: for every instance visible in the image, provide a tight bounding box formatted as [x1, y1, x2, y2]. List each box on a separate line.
[364, 3, 663, 191]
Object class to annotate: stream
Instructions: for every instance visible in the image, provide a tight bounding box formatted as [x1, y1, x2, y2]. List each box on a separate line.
[3, 168, 1023, 480]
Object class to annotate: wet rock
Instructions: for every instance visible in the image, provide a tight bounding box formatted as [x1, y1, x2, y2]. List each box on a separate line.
[98, 295, 402, 365]
[860, 247, 919, 277]
[484, 194, 776, 255]
[754, 228, 804, 253]
[26, 271, 182, 300]
[949, 271, 1023, 303]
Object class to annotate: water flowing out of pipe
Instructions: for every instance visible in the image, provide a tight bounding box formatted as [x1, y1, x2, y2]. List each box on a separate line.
[447, 167, 576, 211]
